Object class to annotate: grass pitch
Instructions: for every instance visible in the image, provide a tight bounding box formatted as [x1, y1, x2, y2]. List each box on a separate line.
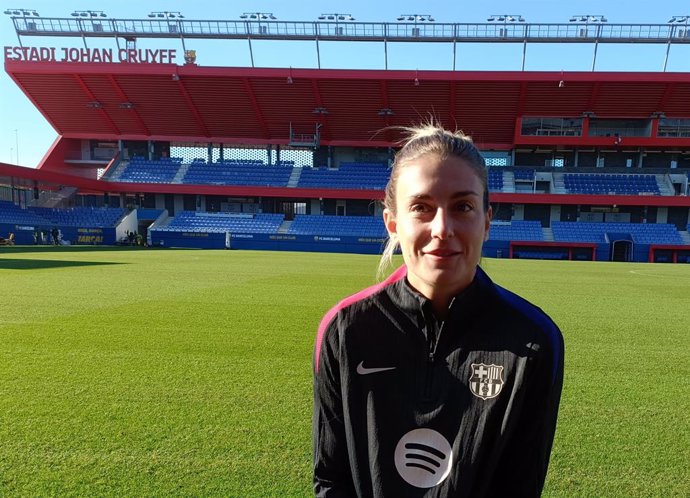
[0, 247, 688, 497]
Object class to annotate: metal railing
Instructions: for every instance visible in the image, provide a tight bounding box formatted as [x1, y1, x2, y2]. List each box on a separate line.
[9, 17, 690, 43]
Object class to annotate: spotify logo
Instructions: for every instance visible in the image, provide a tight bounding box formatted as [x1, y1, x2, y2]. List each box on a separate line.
[394, 428, 453, 488]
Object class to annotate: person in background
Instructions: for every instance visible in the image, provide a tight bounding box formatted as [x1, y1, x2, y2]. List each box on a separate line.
[313, 123, 564, 497]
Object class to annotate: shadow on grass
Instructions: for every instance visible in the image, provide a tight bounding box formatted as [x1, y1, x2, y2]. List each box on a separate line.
[0, 259, 125, 270]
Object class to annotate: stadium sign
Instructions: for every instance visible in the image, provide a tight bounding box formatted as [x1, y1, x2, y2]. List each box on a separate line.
[4, 46, 177, 64]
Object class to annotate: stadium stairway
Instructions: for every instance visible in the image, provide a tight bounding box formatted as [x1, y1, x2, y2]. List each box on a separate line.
[679, 231, 690, 245]
[287, 167, 302, 187]
[277, 220, 293, 233]
[542, 227, 555, 241]
[104, 161, 128, 181]
[30, 186, 78, 208]
[552, 173, 567, 194]
[502, 171, 515, 193]
[149, 212, 172, 229]
[656, 174, 675, 196]
[172, 163, 190, 184]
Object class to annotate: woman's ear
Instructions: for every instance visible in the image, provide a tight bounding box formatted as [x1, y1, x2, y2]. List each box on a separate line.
[484, 206, 493, 242]
[383, 208, 397, 236]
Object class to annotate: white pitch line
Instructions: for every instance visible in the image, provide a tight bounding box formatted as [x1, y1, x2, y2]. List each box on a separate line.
[629, 270, 690, 278]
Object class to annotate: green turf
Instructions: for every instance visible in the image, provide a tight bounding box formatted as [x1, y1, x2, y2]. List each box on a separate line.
[0, 247, 688, 497]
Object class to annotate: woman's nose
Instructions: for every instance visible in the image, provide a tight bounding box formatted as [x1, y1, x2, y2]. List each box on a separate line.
[431, 209, 453, 239]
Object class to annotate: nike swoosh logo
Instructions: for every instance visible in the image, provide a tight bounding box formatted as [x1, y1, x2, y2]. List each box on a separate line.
[356, 361, 396, 375]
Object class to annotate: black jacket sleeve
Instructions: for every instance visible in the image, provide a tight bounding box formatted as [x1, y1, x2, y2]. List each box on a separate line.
[313, 317, 356, 497]
[488, 328, 565, 498]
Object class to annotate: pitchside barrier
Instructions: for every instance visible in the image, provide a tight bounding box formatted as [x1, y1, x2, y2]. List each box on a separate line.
[482, 239, 669, 262]
[483, 240, 599, 261]
[137, 234, 689, 262]
[649, 245, 690, 263]
[149, 230, 386, 254]
[9, 223, 681, 262]
[0, 223, 117, 245]
[147, 230, 689, 262]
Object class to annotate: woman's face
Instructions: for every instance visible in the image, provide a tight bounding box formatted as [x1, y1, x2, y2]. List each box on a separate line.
[384, 154, 492, 302]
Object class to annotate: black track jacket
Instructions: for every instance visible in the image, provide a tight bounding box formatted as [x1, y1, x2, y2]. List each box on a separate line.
[313, 265, 564, 498]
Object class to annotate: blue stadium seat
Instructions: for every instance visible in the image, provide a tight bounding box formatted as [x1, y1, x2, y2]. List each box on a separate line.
[183, 161, 292, 187]
[552, 221, 683, 244]
[488, 220, 544, 241]
[158, 211, 284, 234]
[116, 158, 182, 183]
[563, 173, 660, 196]
[297, 162, 390, 190]
[288, 215, 386, 237]
[28, 207, 127, 228]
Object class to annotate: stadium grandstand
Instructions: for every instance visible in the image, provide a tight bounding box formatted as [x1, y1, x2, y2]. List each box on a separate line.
[1, 12, 690, 262]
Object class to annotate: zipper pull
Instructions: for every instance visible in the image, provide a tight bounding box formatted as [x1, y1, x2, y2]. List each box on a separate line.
[428, 321, 444, 364]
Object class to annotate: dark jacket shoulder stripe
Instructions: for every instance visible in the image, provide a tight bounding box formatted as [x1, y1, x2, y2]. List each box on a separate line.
[493, 283, 563, 383]
[314, 265, 407, 373]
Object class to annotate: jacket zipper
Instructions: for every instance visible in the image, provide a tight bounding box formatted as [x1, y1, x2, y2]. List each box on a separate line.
[423, 297, 455, 400]
[423, 309, 445, 400]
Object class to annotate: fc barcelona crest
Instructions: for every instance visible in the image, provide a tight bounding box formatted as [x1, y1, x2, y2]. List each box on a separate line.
[469, 363, 504, 400]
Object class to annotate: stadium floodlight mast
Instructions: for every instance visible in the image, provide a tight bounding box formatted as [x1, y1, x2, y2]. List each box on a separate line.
[3, 8, 39, 16]
[664, 16, 690, 71]
[240, 13, 277, 68]
[487, 15, 525, 23]
[71, 10, 107, 18]
[314, 13, 355, 69]
[4, 8, 39, 47]
[569, 15, 608, 23]
[240, 12, 276, 20]
[317, 13, 355, 41]
[318, 13, 356, 22]
[668, 15, 690, 24]
[486, 15, 526, 70]
[569, 15, 608, 71]
[148, 11, 184, 19]
[397, 14, 435, 22]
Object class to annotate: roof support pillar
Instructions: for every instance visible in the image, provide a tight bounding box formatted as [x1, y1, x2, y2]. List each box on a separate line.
[247, 38, 255, 67]
[663, 34, 672, 72]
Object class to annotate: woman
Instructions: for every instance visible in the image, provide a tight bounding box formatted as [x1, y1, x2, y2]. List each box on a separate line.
[313, 124, 564, 497]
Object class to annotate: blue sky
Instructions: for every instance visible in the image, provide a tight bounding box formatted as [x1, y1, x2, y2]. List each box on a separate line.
[1, 0, 689, 168]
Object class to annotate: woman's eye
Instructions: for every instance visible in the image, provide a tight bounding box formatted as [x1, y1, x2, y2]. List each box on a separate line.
[410, 204, 430, 213]
[455, 203, 473, 212]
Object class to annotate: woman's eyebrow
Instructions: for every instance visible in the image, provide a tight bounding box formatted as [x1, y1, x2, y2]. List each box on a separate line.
[407, 190, 480, 200]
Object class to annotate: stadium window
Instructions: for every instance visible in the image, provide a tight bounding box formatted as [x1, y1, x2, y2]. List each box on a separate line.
[588, 118, 651, 137]
[658, 118, 690, 138]
[294, 202, 307, 215]
[520, 117, 582, 136]
[520, 118, 540, 136]
[485, 157, 508, 167]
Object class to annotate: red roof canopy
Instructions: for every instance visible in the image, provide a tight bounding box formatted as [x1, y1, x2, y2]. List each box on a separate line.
[6, 61, 690, 148]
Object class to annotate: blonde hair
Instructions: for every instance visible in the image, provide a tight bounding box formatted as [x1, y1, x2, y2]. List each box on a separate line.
[377, 123, 489, 280]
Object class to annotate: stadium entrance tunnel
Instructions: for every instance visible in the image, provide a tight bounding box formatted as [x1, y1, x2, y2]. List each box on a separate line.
[610, 235, 633, 262]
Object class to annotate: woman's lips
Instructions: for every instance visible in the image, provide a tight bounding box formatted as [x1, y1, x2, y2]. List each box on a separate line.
[424, 248, 461, 257]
